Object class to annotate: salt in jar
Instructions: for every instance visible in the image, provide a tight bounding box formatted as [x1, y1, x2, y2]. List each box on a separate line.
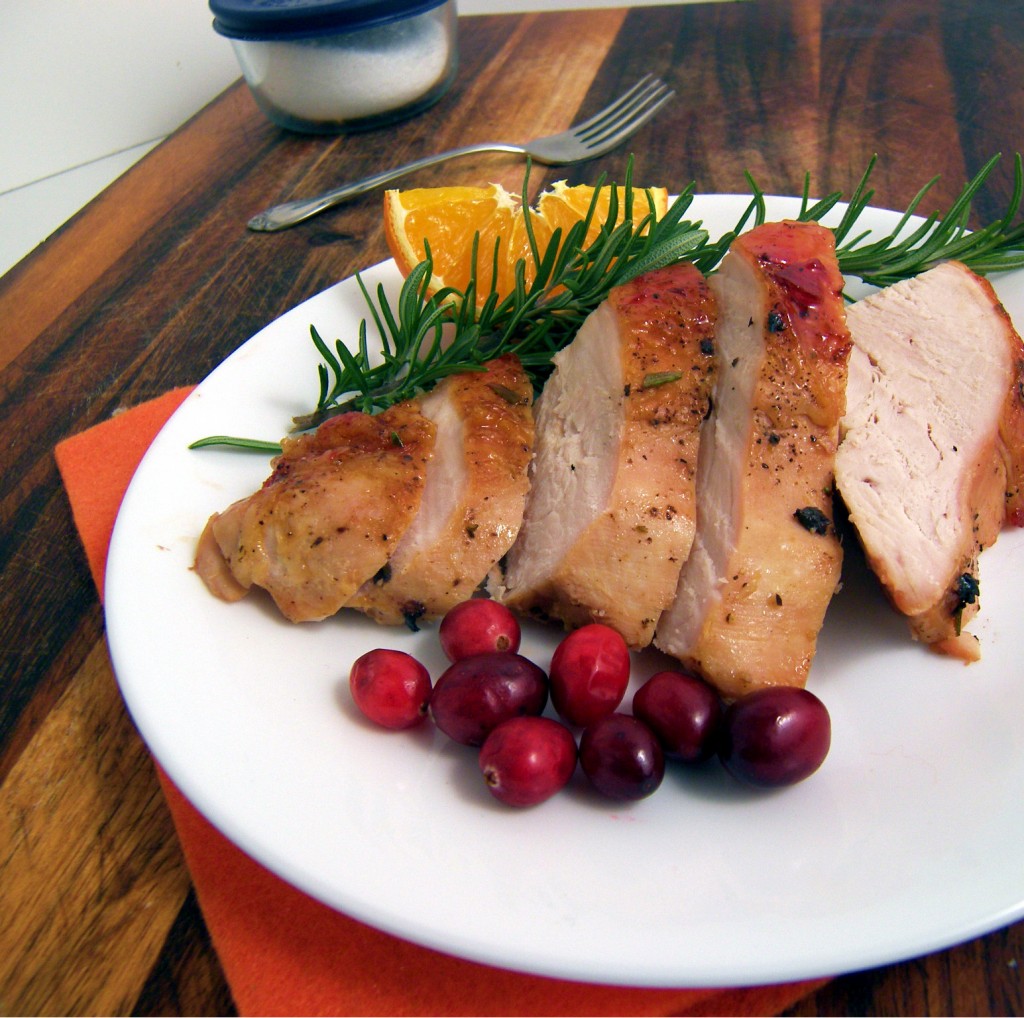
[209, 0, 458, 133]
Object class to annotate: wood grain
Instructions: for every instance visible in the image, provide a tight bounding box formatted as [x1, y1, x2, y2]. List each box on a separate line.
[2, 3, 1024, 1014]
[132, 890, 237, 1018]
[0, 641, 190, 1015]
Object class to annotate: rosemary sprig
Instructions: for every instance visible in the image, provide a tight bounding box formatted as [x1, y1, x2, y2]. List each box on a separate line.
[293, 258, 478, 428]
[295, 161, 709, 430]
[301, 154, 1024, 428]
[193, 152, 1024, 450]
[832, 153, 1024, 285]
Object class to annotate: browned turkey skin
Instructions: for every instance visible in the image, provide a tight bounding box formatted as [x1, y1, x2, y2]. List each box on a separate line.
[195, 401, 435, 623]
[195, 356, 533, 625]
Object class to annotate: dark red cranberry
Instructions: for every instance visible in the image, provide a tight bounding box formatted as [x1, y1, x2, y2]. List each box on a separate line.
[430, 652, 548, 746]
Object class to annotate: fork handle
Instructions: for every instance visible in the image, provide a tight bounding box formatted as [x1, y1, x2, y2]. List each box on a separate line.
[246, 142, 525, 232]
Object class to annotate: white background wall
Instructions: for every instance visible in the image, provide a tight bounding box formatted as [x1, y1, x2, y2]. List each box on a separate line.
[0, 0, 730, 276]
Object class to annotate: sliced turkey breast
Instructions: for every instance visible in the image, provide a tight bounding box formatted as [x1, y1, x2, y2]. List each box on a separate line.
[835, 260, 1024, 661]
[348, 354, 534, 627]
[655, 221, 851, 698]
[194, 402, 434, 622]
[499, 262, 717, 649]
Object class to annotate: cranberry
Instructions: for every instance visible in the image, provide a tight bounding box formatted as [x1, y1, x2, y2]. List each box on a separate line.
[439, 599, 521, 662]
[579, 713, 664, 800]
[632, 669, 723, 762]
[548, 624, 630, 727]
[430, 652, 548, 746]
[478, 716, 578, 807]
[719, 686, 831, 788]
[348, 648, 432, 730]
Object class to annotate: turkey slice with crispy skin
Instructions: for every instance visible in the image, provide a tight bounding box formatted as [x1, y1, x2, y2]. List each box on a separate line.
[500, 262, 717, 649]
[348, 354, 534, 627]
[194, 402, 434, 622]
[655, 221, 851, 698]
[835, 260, 1024, 661]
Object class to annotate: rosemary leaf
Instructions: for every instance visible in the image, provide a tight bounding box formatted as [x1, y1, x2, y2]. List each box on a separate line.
[189, 435, 283, 454]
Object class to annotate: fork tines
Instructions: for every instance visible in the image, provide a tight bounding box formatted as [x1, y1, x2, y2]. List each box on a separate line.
[575, 75, 675, 150]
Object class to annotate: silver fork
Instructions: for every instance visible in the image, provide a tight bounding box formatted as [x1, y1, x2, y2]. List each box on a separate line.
[246, 75, 674, 232]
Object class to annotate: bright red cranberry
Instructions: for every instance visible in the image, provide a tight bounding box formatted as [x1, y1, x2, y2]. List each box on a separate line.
[579, 713, 664, 800]
[439, 599, 521, 662]
[348, 648, 432, 730]
[430, 652, 548, 746]
[548, 624, 630, 727]
[632, 669, 723, 763]
[719, 686, 831, 788]
[479, 716, 578, 807]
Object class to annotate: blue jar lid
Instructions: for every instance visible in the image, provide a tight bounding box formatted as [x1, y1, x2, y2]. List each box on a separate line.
[210, 0, 449, 40]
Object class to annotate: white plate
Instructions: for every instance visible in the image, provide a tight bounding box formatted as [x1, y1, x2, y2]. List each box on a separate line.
[106, 196, 1024, 987]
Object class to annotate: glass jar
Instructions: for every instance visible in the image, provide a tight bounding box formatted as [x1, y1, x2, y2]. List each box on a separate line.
[209, 0, 458, 133]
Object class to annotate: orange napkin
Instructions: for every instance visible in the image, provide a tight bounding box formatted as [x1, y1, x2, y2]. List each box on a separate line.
[55, 388, 830, 1017]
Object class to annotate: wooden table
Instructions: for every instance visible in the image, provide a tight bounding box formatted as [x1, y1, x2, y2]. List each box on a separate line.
[3, 1, 1023, 1013]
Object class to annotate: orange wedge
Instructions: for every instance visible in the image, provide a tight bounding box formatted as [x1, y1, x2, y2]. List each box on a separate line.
[383, 180, 670, 304]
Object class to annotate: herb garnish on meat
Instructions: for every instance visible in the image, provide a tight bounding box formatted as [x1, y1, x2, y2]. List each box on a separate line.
[191, 153, 1024, 451]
